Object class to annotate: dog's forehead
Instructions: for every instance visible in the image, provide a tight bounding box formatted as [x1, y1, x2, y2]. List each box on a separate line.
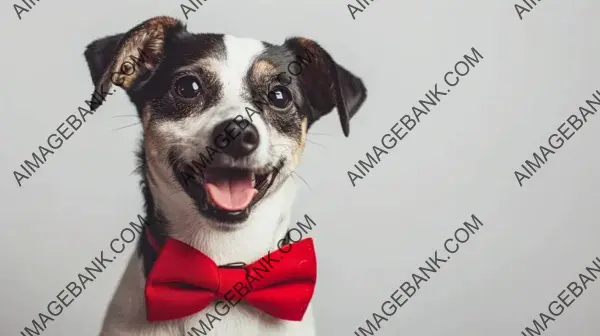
[218, 35, 269, 95]
[178, 34, 288, 89]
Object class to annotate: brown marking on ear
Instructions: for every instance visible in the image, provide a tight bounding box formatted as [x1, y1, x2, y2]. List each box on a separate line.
[91, 16, 184, 107]
[295, 38, 315, 49]
[292, 38, 329, 79]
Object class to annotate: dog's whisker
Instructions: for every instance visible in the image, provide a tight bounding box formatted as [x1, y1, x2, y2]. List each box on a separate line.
[113, 122, 142, 131]
[291, 171, 311, 190]
[307, 132, 334, 137]
[305, 139, 325, 148]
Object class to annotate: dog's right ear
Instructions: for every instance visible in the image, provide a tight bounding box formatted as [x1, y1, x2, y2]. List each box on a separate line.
[282, 38, 367, 137]
[83, 16, 186, 110]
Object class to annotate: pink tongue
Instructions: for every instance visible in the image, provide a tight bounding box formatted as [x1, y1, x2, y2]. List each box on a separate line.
[204, 176, 258, 211]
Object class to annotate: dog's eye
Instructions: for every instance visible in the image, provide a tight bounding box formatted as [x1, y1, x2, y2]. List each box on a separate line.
[267, 86, 292, 109]
[173, 76, 202, 99]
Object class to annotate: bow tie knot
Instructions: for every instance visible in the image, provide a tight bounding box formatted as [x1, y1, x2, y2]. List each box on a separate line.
[144, 236, 317, 322]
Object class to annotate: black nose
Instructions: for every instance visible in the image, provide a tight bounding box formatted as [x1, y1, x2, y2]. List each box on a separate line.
[211, 118, 260, 158]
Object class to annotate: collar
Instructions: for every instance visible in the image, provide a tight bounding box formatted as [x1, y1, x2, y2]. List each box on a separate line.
[141, 228, 293, 277]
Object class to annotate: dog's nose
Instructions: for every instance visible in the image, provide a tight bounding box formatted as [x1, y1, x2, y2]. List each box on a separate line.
[212, 119, 260, 158]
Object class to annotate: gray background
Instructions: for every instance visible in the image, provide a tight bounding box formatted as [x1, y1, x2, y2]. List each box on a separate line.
[1, 0, 599, 335]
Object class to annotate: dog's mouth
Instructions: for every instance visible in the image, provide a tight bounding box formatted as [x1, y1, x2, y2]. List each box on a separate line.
[178, 159, 285, 223]
[203, 168, 272, 211]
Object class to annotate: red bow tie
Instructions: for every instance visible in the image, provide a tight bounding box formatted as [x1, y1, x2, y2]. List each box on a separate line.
[144, 234, 317, 322]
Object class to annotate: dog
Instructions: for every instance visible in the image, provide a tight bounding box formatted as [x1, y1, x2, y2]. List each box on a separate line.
[83, 15, 367, 336]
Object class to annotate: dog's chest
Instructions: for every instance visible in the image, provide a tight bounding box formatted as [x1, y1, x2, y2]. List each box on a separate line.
[180, 304, 316, 336]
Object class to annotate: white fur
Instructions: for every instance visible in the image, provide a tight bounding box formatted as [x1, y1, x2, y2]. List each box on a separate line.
[99, 35, 315, 336]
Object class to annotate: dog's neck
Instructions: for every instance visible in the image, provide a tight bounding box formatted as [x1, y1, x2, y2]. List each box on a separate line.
[137, 148, 298, 267]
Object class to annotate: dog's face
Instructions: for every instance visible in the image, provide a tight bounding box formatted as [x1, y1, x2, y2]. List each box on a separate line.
[84, 16, 367, 227]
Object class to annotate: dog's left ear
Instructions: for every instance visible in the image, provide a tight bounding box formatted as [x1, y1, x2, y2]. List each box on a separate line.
[283, 38, 367, 137]
[83, 16, 186, 110]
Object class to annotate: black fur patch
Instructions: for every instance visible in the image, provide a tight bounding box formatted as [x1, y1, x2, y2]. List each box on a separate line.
[129, 33, 228, 122]
[242, 45, 309, 141]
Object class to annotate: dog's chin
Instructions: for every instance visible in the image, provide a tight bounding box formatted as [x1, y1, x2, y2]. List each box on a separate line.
[177, 159, 285, 228]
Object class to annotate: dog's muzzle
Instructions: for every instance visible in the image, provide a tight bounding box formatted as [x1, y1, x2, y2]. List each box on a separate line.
[174, 117, 283, 224]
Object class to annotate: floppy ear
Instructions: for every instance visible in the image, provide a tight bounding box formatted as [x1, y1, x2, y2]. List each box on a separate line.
[283, 38, 367, 137]
[83, 16, 186, 110]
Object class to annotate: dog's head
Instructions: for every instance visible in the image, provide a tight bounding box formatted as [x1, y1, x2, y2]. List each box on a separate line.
[84, 16, 367, 228]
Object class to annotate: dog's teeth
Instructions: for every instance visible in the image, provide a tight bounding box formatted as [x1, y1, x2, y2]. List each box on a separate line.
[251, 173, 256, 187]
